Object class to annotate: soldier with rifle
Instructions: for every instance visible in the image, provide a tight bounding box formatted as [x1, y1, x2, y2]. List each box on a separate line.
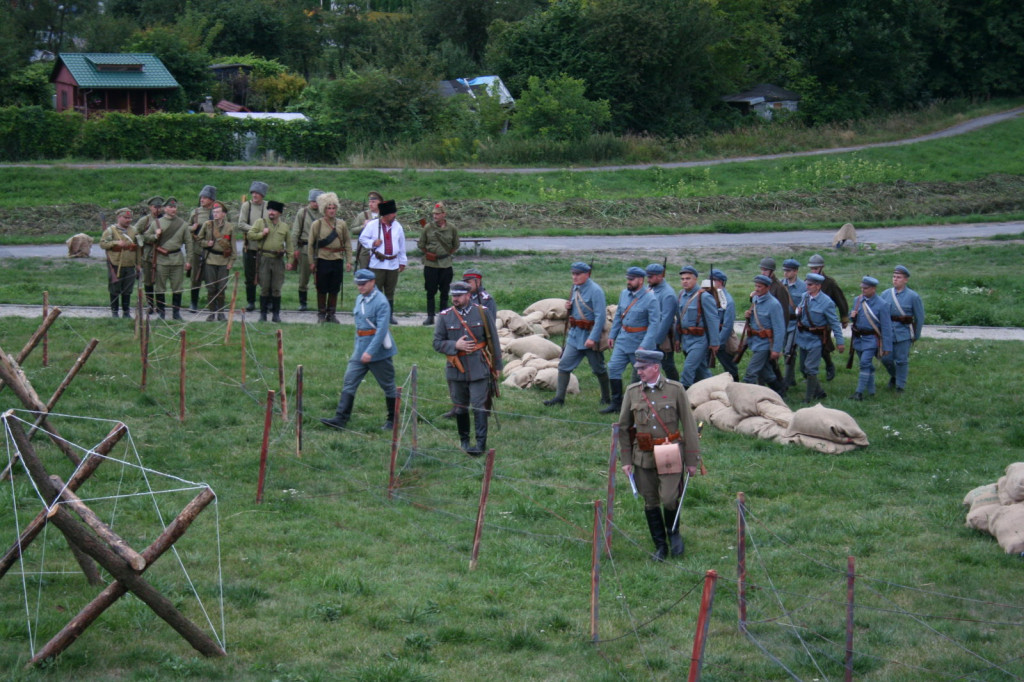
[710, 269, 739, 381]
[794, 272, 846, 402]
[880, 265, 925, 394]
[741, 274, 787, 392]
[134, 196, 163, 313]
[543, 261, 610, 408]
[848, 275, 893, 400]
[289, 189, 323, 312]
[143, 197, 193, 320]
[237, 181, 270, 312]
[308, 192, 352, 323]
[603, 267, 661, 415]
[807, 254, 849, 381]
[675, 266, 720, 389]
[645, 262, 680, 382]
[433, 280, 502, 456]
[186, 185, 216, 313]
[99, 208, 139, 319]
[196, 202, 235, 321]
[780, 259, 806, 390]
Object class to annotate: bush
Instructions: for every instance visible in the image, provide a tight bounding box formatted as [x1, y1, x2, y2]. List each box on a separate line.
[0, 107, 82, 161]
[511, 74, 610, 141]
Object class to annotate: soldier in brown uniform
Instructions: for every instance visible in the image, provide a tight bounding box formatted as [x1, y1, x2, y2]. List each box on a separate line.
[417, 201, 460, 325]
[289, 189, 323, 311]
[134, 196, 163, 313]
[618, 349, 702, 561]
[197, 202, 236, 321]
[100, 207, 139, 318]
[237, 180, 270, 312]
[308, 192, 353, 323]
[187, 185, 216, 312]
[144, 197, 193, 320]
[351, 191, 382, 270]
[250, 200, 289, 322]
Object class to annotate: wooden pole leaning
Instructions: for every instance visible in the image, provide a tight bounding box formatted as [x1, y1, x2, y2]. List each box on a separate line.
[410, 365, 419, 454]
[387, 386, 403, 499]
[135, 284, 143, 339]
[590, 499, 601, 642]
[604, 423, 619, 557]
[276, 329, 288, 421]
[0, 306, 62, 396]
[295, 364, 303, 458]
[141, 313, 150, 391]
[256, 389, 274, 504]
[688, 570, 719, 682]
[468, 448, 495, 571]
[845, 555, 855, 682]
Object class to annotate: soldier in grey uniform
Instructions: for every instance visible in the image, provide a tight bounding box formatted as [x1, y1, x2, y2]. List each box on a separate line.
[237, 180, 270, 312]
[675, 266, 720, 389]
[186, 185, 216, 312]
[144, 197, 193, 320]
[795, 272, 846, 402]
[618, 349, 702, 561]
[289, 189, 323, 311]
[780, 258, 806, 391]
[320, 269, 399, 432]
[100, 207, 139, 318]
[808, 253, 849, 381]
[645, 263, 680, 382]
[433, 280, 502, 456]
[741, 274, 786, 390]
[603, 267, 661, 414]
[880, 265, 925, 393]
[849, 275, 893, 400]
[134, 196, 163, 313]
[544, 261, 610, 407]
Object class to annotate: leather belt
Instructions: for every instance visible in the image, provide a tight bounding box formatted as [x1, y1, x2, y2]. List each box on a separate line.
[622, 325, 648, 333]
[677, 326, 703, 335]
[569, 317, 594, 330]
[357, 329, 376, 337]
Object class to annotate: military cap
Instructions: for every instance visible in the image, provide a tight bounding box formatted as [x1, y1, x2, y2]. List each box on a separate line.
[462, 268, 483, 280]
[450, 280, 472, 295]
[199, 185, 217, 200]
[267, 200, 285, 213]
[679, 265, 699, 276]
[894, 264, 910, 277]
[782, 258, 800, 270]
[367, 191, 383, 202]
[249, 181, 269, 196]
[308, 189, 324, 203]
[645, 263, 665, 275]
[115, 207, 132, 218]
[808, 253, 825, 267]
[861, 276, 879, 287]
[805, 272, 825, 284]
[146, 196, 164, 207]
[626, 266, 647, 279]
[378, 199, 397, 215]
[753, 274, 772, 286]
[353, 269, 376, 283]
[570, 262, 591, 274]
[165, 196, 178, 206]
[759, 257, 777, 271]
[711, 268, 727, 283]
[432, 202, 446, 212]
[634, 349, 664, 366]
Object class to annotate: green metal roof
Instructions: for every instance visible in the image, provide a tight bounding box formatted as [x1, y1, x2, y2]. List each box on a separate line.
[54, 53, 180, 89]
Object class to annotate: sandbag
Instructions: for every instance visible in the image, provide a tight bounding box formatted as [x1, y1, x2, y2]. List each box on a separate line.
[524, 356, 556, 369]
[989, 504, 1024, 554]
[502, 358, 523, 375]
[502, 366, 537, 388]
[693, 399, 729, 424]
[758, 401, 794, 428]
[786, 404, 869, 447]
[709, 407, 743, 432]
[524, 310, 545, 323]
[687, 373, 735, 406]
[502, 311, 533, 336]
[507, 336, 562, 361]
[1001, 463, 1024, 503]
[966, 503, 1001, 534]
[66, 233, 93, 258]
[524, 298, 569, 320]
[541, 319, 567, 336]
[530, 323, 549, 338]
[533, 367, 580, 394]
[734, 416, 784, 440]
[494, 316, 505, 330]
[996, 476, 1015, 506]
[777, 433, 859, 454]
[709, 390, 731, 408]
[727, 383, 787, 419]
[963, 483, 1000, 510]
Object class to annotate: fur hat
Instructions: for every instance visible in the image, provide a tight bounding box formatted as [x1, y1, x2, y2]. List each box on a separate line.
[378, 199, 397, 215]
[267, 200, 285, 213]
[199, 185, 217, 200]
[308, 189, 324, 203]
[249, 181, 269, 196]
[317, 192, 340, 212]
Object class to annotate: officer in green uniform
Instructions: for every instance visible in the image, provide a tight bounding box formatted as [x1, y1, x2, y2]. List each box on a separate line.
[250, 200, 289, 322]
[618, 349, 702, 561]
[144, 197, 193, 320]
[418, 201, 460, 325]
[197, 202, 235, 321]
[237, 180, 270, 312]
[134, 196, 163, 313]
[289, 189, 323, 311]
[100, 207, 139, 318]
[187, 185, 216, 312]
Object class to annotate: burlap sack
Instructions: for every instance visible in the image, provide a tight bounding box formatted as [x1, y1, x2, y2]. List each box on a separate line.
[496, 310, 516, 323]
[530, 323, 549, 338]
[709, 407, 743, 432]
[524, 310, 545, 324]
[533, 367, 580, 394]
[996, 476, 1015, 506]
[832, 222, 857, 248]
[989, 504, 1024, 554]
[507, 336, 562, 360]
[687, 373, 735, 406]
[966, 503, 1000, 534]
[758, 401, 794, 428]
[709, 389, 731, 408]
[502, 366, 537, 389]
[1001, 463, 1024, 503]
[494, 316, 505, 330]
[541, 318, 567, 336]
[735, 416, 785, 440]
[502, 358, 523, 375]
[597, 305, 616, 352]
[726, 383, 787, 419]
[497, 327, 514, 338]
[963, 483, 1000, 510]
[785, 404, 869, 447]
[501, 311, 533, 336]
[693, 399, 729, 424]
[524, 298, 569, 320]
[66, 233, 93, 258]
[778, 433, 859, 454]
[524, 356, 556, 369]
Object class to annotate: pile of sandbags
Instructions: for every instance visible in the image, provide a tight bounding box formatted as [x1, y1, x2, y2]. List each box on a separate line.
[963, 463, 1024, 555]
[498, 299, 576, 394]
[686, 373, 869, 453]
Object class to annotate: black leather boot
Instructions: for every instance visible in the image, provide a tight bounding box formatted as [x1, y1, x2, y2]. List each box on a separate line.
[259, 296, 269, 322]
[245, 284, 256, 312]
[382, 396, 396, 430]
[597, 373, 612, 405]
[189, 287, 199, 312]
[455, 411, 471, 453]
[326, 294, 340, 323]
[110, 299, 119, 317]
[298, 290, 308, 312]
[172, 293, 183, 320]
[272, 297, 282, 323]
[316, 292, 327, 323]
[543, 371, 571, 406]
[145, 284, 155, 313]
[320, 392, 354, 430]
[156, 293, 166, 319]
[422, 295, 435, 325]
[645, 508, 668, 562]
[663, 506, 684, 557]
[467, 409, 488, 456]
[599, 379, 622, 414]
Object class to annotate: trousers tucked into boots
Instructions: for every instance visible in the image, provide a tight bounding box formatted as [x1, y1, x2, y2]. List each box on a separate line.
[543, 370, 571, 406]
[171, 293, 183, 320]
[597, 373, 612, 405]
[599, 378, 622, 414]
[456, 412, 471, 452]
[382, 397, 396, 430]
[259, 296, 269, 322]
[272, 296, 282, 323]
[316, 293, 327, 323]
[644, 508, 668, 562]
[320, 392, 354, 430]
[663, 506, 684, 557]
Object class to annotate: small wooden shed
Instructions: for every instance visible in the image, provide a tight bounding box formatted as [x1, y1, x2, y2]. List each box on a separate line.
[50, 53, 180, 116]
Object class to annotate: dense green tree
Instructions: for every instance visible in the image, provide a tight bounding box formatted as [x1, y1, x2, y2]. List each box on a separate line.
[929, 0, 1024, 99]
[415, 0, 543, 66]
[511, 74, 610, 140]
[125, 12, 222, 109]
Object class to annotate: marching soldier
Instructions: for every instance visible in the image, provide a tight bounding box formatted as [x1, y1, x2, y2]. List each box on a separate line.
[807, 254, 849, 381]
[237, 180, 270, 312]
[249, 200, 289, 322]
[186, 185, 216, 312]
[675, 266, 720, 389]
[418, 201, 459, 326]
[99, 207, 139, 319]
[603, 267, 661, 414]
[289, 189, 323, 311]
[711, 269, 739, 381]
[433, 280, 502, 456]
[741, 274, 786, 391]
[544, 262, 610, 407]
[849, 276, 893, 400]
[646, 263, 680, 382]
[618, 349, 702, 561]
[197, 202, 235, 321]
[880, 265, 925, 394]
[780, 258, 806, 390]
[134, 196, 163, 313]
[795, 272, 846, 402]
[308, 192, 353, 323]
[144, 197, 193, 320]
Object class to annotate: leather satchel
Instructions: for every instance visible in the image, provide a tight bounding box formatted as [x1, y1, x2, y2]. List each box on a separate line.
[654, 443, 683, 475]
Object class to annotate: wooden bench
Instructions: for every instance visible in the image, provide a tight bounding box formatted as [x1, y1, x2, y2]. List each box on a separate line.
[460, 238, 491, 256]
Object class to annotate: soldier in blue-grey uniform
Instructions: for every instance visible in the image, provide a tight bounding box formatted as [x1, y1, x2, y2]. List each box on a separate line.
[795, 272, 846, 402]
[544, 261, 610, 407]
[849, 275, 893, 400]
[780, 258, 806, 390]
[320, 269, 399, 433]
[742, 274, 786, 390]
[434, 280, 502, 456]
[675, 266, 720, 389]
[710, 269, 738, 381]
[880, 265, 924, 393]
[645, 263, 680, 382]
[602, 266, 661, 414]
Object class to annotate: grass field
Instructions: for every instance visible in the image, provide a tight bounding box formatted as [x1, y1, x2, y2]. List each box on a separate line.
[2, 239, 1024, 680]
